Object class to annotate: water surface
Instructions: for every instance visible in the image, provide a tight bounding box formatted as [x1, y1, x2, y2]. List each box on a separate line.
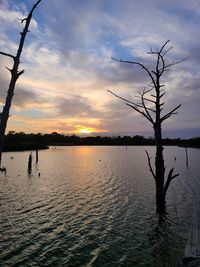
[0, 146, 199, 266]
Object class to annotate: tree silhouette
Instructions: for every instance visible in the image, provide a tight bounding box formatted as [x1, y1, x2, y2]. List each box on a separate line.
[109, 41, 185, 214]
[0, 0, 42, 167]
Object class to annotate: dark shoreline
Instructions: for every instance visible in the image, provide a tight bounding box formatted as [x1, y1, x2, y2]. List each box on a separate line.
[3, 132, 200, 151]
[3, 143, 200, 152]
[3, 143, 49, 152]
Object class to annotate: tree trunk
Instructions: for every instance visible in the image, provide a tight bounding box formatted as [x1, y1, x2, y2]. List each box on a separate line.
[154, 123, 166, 214]
[0, 0, 42, 167]
[0, 67, 18, 167]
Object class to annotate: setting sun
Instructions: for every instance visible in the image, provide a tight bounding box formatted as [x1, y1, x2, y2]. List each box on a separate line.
[75, 125, 109, 135]
[77, 128, 94, 134]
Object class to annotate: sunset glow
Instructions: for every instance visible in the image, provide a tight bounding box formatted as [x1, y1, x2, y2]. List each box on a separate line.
[77, 128, 94, 134]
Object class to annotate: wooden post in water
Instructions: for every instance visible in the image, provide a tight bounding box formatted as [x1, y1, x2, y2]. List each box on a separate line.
[28, 153, 32, 173]
[36, 149, 38, 163]
[185, 147, 189, 168]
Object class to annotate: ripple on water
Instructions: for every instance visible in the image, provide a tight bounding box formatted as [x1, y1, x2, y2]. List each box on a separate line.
[0, 146, 199, 266]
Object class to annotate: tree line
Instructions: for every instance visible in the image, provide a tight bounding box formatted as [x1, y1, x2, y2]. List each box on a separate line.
[4, 131, 200, 151]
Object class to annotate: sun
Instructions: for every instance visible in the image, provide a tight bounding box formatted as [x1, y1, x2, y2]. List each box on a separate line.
[77, 128, 93, 134]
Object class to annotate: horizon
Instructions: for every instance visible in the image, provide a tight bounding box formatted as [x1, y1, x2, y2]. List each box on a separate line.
[7, 129, 200, 140]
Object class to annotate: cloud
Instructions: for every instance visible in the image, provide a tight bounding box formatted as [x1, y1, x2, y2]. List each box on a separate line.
[55, 95, 102, 118]
[0, 0, 199, 137]
[13, 86, 45, 107]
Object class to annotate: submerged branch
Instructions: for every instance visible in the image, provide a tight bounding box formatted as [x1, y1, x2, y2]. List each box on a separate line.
[145, 150, 156, 179]
[164, 168, 179, 194]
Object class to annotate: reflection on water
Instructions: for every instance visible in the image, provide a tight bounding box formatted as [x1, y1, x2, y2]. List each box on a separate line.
[0, 146, 199, 266]
[149, 213, 178, 267]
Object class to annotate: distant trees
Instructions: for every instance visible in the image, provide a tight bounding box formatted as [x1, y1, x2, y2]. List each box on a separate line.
[5, 132, 197, 149]
[109, 41, 184, 214]
[0, 0, 42, 166]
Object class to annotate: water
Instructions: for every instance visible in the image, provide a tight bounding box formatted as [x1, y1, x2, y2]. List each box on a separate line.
[0, 146, 199, 267]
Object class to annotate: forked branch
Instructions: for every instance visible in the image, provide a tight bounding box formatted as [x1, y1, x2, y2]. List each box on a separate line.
[164, 168, 179, 194]
[140, 88, 155, 122]
[108, 89, 154, 123]
[161, 104, 181, 122]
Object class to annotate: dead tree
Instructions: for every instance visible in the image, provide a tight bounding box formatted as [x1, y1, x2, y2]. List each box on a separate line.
[109, 41, 184, 214]
[0, 0, 42, 167]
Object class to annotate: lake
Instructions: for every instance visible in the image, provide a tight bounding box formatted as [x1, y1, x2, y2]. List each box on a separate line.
[0, 146, 199, 266]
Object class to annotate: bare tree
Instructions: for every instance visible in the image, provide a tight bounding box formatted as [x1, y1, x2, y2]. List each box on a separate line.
[109, 41, 184, 214]
[0, 0, 42, 167]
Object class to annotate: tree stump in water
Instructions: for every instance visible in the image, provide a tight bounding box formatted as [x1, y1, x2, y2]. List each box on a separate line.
[28, 153, 32, 173]
[36, 149, 38, 163]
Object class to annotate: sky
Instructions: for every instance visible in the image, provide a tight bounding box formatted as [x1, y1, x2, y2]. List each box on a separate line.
[0, 0, 200, 138]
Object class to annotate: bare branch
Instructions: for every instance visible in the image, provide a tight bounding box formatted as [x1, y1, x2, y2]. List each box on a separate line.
[108, 90, 143, 106]
[160, 92, 166, 98]
[161, 104, 181, 122]
[0, 51, 15, 60]
[16, 69, 25, 79]
[147, 41, 172, 77]
[18, 70, 25, 75]
[159, 40, 171, 54]
[27, 0, 42, 18]
[140, 90, 155, 122]
[141, 88, 156, 104]
[163, 46, 173, 57]
[108, 89, 153, 111]
[108, 90, 155, 123]
[111, 57, 157, 88]
[5, 67, 12, 73]
[158, 53, 165, 76]
[137, 96, 156, 104]
[126, 103, 153, 123]
[145, 150, 156, 179]
[147, 40, 171, 55]
[147, 41, 186, 78]
[165, 57, 188, 69]
[164, 168, 179, 194]
[19, 18, 27, 23]
[142, 87, 153, 95]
